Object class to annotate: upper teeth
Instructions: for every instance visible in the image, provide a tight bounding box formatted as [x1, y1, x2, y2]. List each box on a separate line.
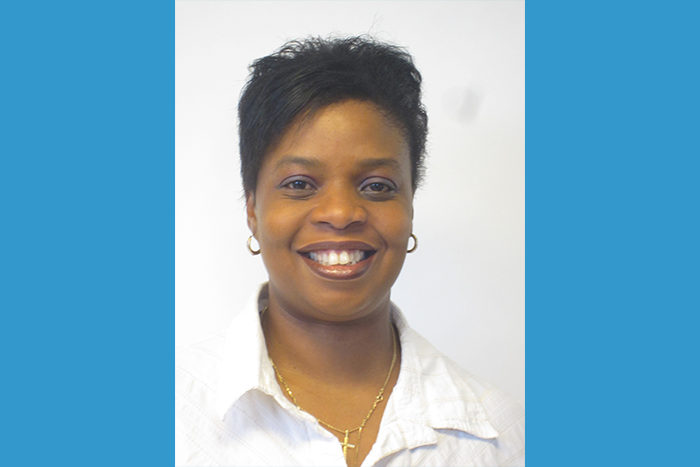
[309, 250, 365, 266]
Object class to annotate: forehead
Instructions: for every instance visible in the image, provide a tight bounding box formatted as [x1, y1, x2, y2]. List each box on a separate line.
[263, 100, 411, 173]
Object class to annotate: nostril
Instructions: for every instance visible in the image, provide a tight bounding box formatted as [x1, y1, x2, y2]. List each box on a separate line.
[311, 202, 368, 230]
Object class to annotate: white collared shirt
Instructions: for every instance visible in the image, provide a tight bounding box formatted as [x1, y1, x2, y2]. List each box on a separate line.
[175, 284, 525, 466]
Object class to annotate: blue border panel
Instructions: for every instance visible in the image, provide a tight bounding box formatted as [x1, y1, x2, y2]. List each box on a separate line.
[2, 1, 174, 465]
[528, 1, 698, 466]
[4, 0, 699, 466]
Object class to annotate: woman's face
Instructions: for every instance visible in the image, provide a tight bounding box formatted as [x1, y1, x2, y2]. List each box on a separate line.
[247, 100, 414, 322]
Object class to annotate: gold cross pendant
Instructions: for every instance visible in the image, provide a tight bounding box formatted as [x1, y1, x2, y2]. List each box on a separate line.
[341, 430, 356, 461]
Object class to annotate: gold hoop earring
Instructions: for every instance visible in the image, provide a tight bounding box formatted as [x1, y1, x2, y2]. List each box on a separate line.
[247, 235, 261, 255]
[407, 233, 418, 253]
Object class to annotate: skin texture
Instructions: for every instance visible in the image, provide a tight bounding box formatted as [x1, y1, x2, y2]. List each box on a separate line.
[247, 99, 413, 324]
[246, 100, 414, 466]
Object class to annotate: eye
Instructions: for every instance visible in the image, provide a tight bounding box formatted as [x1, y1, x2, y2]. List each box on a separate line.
[288, 180, 311, 190]
[365, 182, 390, 192]
[280, 176, 317, 198]
[360, 178, 397, 199]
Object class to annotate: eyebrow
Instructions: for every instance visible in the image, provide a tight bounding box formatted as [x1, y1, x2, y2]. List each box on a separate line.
[274, 155, 324, 170]
[274, 155, 402, 171]
[356, 158, 402, 171]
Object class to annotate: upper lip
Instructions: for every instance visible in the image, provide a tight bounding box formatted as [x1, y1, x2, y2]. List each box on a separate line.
[297, 241, 376, 253]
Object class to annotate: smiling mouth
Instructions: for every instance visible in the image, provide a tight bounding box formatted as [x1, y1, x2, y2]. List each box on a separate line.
[302, 249, 377, 266]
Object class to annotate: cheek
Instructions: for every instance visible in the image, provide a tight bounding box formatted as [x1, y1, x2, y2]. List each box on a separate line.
[377, 204, 413, 247]
[257, 202, 304, 246]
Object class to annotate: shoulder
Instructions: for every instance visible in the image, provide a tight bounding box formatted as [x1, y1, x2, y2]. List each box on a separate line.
[399, 326, 525, 465]
[175, 331, 228, 465]
[176, 330, 227, 392]
[460, 370, 525, 434]
[455, 366, 525, 466]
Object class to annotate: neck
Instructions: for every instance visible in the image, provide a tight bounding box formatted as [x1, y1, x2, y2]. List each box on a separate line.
[262, 291, 397, 387]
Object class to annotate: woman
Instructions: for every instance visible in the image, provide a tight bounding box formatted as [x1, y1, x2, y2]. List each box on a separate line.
[176, 37, 525, 467]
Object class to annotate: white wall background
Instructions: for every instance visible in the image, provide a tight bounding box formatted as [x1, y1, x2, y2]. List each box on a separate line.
[176, 0, 525, 406]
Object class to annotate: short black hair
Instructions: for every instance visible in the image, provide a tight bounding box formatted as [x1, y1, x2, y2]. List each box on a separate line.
[238, 36, 428, 196]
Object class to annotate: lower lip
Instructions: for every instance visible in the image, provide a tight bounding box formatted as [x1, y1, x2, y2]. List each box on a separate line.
[299, 253, 375, 280]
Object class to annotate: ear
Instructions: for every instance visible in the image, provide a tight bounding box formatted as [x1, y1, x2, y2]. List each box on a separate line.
[246, 192, 258, 236]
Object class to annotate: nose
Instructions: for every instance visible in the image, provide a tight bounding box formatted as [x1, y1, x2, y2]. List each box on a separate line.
[310, 184, 368, 230]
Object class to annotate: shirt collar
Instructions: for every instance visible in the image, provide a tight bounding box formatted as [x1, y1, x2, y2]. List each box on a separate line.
[214, 283, 282, 420]
[387, 303, 499, 440]
[215, 284, 498, 441]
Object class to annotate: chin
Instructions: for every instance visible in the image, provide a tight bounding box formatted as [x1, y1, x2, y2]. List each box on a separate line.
[311, 290, 390, 320]
[268, 273, 395, 322]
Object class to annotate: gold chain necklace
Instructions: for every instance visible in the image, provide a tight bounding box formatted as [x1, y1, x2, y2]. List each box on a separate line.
[262, 307, 397, 466]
